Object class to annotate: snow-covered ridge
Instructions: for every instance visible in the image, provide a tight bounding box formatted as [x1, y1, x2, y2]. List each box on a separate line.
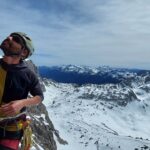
[43, 75, 150, 150]
[60, 65, 139, 74]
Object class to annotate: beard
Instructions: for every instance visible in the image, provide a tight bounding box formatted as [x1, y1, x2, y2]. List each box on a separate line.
[0, 40, 22, 56]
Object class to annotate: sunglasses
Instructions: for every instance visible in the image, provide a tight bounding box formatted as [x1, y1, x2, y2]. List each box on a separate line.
[11, 35, 25, 48]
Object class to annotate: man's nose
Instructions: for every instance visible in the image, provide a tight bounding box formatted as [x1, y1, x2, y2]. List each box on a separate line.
[7, 36, 13, 41]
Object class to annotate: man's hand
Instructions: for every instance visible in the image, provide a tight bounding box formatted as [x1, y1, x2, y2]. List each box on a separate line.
[0, 100, 24, 117]
[0, 96, 42, 117]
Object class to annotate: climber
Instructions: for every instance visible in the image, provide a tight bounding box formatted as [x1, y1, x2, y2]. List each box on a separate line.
[0, 32, 44, 150]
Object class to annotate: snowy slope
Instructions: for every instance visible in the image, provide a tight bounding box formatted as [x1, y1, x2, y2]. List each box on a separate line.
[43, 78, 150, 150]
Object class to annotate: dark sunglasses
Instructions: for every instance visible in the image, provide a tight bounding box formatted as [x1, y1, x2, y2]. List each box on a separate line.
[11, 35, 25, 48]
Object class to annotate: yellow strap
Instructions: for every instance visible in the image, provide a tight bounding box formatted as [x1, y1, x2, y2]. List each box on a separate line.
[0, 120, 24, 131]
[0, 66, 7, 105]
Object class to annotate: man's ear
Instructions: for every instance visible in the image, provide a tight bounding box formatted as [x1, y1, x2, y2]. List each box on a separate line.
[21, 49, 29, 59]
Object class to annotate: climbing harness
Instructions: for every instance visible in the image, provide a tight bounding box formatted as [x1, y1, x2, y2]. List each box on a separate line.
[0, 112, 32, 150]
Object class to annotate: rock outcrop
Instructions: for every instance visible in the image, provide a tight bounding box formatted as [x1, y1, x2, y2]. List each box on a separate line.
[26, 60, 57, 150]
[28, 104, 57, 150]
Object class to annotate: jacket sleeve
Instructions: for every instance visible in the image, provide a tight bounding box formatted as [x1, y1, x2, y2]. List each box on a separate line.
[29, 71, 44, 101]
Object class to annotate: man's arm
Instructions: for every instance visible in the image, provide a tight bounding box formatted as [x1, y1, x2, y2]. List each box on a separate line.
[0, 96, 42, 117]
[21, 95, 42, 107]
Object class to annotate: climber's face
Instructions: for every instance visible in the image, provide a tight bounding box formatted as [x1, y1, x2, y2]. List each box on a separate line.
[0, 35, 24, 56]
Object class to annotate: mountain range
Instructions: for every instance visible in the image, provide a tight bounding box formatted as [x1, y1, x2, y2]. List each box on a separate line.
[38, 65, 150, 150]
[38, 65, 149, 85]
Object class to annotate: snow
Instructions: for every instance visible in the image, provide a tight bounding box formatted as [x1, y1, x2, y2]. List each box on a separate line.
[42, 80, 150, 150]
[31, 144, 44, 150]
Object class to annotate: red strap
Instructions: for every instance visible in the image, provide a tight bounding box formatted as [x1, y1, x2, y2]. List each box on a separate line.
[25, 145, 30, 150]
[0, 139, 20, 150]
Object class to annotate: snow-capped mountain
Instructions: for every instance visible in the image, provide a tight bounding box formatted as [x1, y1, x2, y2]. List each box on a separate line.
[38, 65, 148, 85]
[42, 69, 150, 150]
[40, 65, 140, 75]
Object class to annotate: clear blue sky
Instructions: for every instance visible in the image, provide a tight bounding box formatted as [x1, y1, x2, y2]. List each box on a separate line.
[0, 0, 150, 69]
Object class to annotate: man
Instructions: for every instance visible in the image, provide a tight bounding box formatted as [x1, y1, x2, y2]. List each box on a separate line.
[0, 32, 44, 150]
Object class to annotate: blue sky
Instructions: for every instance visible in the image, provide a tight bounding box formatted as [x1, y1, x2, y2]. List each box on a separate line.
[0, 0, 150, 69]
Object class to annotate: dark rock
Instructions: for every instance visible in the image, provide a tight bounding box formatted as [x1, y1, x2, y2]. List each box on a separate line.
[141, 145, 149, 149]
[80, 135, 84, 138]
[27, 103, 57, 150]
